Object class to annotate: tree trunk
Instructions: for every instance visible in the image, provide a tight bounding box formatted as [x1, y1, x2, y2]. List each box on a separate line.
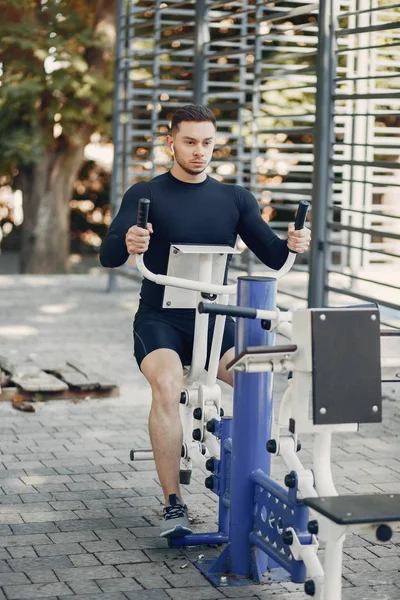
[16, 142, 86, 274]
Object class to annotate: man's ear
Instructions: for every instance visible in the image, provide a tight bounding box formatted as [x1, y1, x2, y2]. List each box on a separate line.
[166, 135, 174, 154]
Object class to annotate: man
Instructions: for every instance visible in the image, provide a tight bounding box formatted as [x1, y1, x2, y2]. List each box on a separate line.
[100, 104, 311, 538]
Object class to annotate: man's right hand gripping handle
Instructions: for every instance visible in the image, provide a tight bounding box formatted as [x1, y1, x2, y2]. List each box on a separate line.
[126, 198, 152, 255]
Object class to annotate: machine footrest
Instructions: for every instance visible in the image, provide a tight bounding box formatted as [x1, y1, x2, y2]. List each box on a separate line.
[304, 493, 400, 525]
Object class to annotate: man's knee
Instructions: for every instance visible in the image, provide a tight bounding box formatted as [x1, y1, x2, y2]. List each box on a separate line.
[141, 350, 183, 411]
[151, 372, 181, 403]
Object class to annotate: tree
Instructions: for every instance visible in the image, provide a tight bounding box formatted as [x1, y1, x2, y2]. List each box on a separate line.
[0, 0, 116, 273]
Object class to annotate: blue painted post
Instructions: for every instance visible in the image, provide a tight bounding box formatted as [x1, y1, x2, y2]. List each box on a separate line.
[229, 276, 277, 578]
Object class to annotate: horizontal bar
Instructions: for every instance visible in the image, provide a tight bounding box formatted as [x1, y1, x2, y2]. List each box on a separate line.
[254, 126, 314, 134]
[328, 242, 400, 260]
[334, 112, 400, 119]
[336, 73, 400, 83]
[256, 50, 317, 64]
[334, 142, 400, 150]
[328, 222, 400, 241]
[332, 159, 400, 170]
[260, 64, 316, 73]
[260, 85, 316, 94]
[381, 321, 400, 331]
[249, 143, 314, 150]
[158, 32, 199, 47]
[205, 48, 252, 60]
[255, 73, 317, 84]
[328, 269, 400, 293]
[337, 42, 400, 55]
[326, 286, 400, 313]
[336, 21, 400, 37]
[251, 468, 291, 504]
[207, 0, 317, 23]
[206, 0, 242, 11]
[338, 3, 400, 19]
[332, 205, 400, 219]
[258, 33, 318, 45]
[129, 6, 195, 18]
[334, 92, 400, 101]
[208, 2, 318, 24]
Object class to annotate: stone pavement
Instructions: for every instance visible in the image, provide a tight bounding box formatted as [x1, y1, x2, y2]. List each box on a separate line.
[0, 272, 399, 600]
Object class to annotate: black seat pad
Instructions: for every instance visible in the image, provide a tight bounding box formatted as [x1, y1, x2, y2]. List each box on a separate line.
[303, 494, 400, 525]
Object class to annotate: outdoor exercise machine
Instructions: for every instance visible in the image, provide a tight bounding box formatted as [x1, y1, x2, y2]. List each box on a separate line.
[131, 198, 400, 599]
[131, 198, 305, 484]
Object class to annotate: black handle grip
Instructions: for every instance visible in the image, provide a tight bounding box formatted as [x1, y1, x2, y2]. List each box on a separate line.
[294, 200, 309, 230]
[289, 200, 310, 254]
[198, 302, 257, 319]
[137, 198, 150, 229]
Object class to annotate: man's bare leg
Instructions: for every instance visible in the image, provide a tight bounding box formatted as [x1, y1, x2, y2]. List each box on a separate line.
[140, 348, 184, 504]
[140, 346, 234, 504]
[218, 346, 235, 388]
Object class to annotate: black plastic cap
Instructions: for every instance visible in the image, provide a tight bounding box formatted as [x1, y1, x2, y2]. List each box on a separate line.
[205, 458, 215, 472]
[285, 473, 296, 489]
[206, 420, 216, 433]
[129, 450, 134, 461]
[308, 520, 319, 535]
[201, 292, 217, 301]
[192, 428, 202, 441]
[376, 524, 392, 542]
[304, 580, 315, 596]
[282, 530, 293, 546]
[261, 319, 271, 331]
[193, 408, 202, 420]
[220, 408, 225, 417]
[205, 475, 214, 490]
[266, 439, 277, 454]
[180, 392, 187, 405]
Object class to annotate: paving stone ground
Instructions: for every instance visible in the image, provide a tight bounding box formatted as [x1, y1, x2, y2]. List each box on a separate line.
[0, 272, 399, 600]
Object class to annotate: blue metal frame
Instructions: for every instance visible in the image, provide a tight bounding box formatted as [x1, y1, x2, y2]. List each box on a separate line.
[171, 276, 313, 586]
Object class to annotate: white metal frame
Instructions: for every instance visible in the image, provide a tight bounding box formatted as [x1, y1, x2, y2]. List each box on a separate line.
[135, 247, 295, 471]
[229, 310, 400, 600]
[135, 245, 400, 599]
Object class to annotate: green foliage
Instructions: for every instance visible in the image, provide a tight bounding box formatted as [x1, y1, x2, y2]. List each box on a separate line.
[0, 0, 115, 177]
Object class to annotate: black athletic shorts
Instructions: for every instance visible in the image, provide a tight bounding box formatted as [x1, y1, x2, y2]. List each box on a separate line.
[133, 302, 235, 370]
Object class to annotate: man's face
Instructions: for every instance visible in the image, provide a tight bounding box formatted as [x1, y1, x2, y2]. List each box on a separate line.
[171, 120, 215, 176]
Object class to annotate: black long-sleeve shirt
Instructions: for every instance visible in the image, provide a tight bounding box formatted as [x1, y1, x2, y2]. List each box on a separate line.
[100, 171, 289, 309]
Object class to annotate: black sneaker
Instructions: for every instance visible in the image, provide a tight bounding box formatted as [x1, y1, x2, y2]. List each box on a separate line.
[160, 494, 192, 538]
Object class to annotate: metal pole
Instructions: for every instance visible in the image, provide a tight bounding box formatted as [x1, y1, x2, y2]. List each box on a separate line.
[107, 0, 124, 293]
[150, 0, 161, 180]
[308, 0, 335, 307]
[194, 0, 208, 105]
[248, 0, 264, 277]
[229, 276, 277, 577]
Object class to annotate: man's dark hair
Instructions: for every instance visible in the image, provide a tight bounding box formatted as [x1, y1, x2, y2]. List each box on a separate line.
[170, 104, 216, 133]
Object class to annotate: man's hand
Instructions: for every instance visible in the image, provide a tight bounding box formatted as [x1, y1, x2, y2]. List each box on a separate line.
[125, 223, 153, 254]
[287, 223, 311, 254]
